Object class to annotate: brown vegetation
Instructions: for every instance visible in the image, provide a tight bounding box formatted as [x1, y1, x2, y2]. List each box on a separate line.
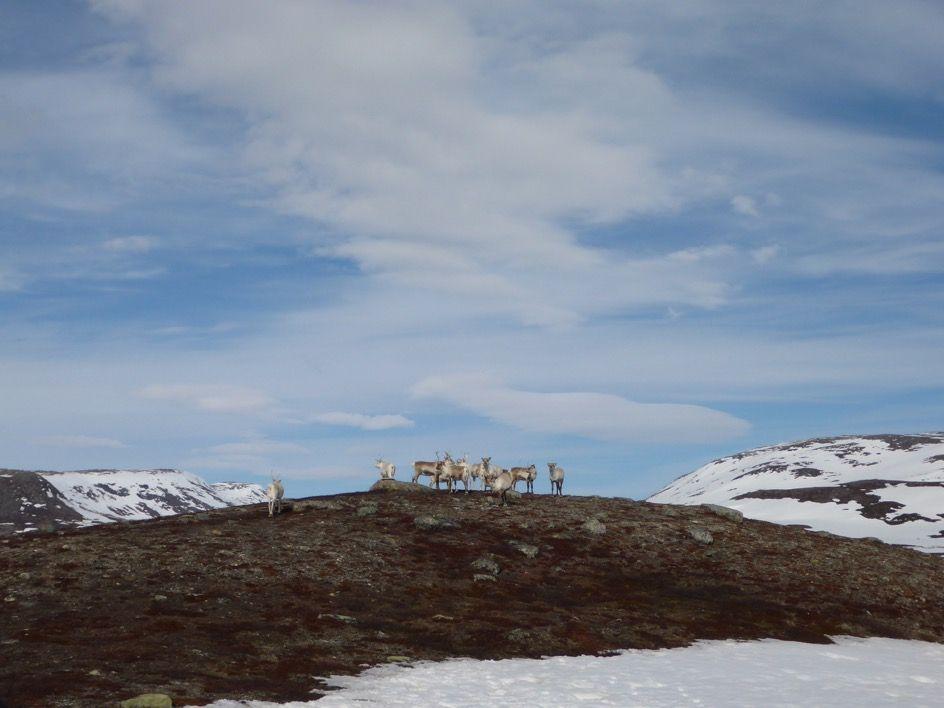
[1, 488, 943, 706]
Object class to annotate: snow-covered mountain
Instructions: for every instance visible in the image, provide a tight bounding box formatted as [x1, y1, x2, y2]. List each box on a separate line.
[0, 468, 267, 534]
[648, 433, 944, 553]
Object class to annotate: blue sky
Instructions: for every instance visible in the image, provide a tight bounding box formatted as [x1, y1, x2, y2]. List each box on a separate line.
[2, 1, 943, 498]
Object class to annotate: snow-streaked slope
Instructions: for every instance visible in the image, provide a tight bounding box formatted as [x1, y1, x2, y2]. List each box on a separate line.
[1, 468, 267, 533]
[210, 482, 271, 507]
[194, 637, 944, 707]
[648, 434, 944, 552]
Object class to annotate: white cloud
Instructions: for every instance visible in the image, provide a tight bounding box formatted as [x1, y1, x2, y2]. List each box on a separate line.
[731, 195, 760, 217]
[139, 383, 275, 414]
[102, 235, 158, 253]
[0, 69, 204, 212]
[751, 245, 780, 264]
[207, 439, 308, 456]
[313, 412, 415, 431]
[36, 434, 127, 449]
[0, 267, 24, 292]
[413, 373, 750, 443]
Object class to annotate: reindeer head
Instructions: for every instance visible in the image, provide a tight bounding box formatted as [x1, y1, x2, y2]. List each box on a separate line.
[548, 462, 557, 471]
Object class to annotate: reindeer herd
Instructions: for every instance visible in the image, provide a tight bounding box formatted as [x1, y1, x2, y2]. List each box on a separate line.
[377, 452, 566, 505]
[264, 454, 566, 517]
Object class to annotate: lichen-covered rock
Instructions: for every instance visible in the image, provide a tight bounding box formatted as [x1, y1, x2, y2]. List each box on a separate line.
[473, 573, 496, 583]
[508, 540, 539, 558]
[414, 515, 460, 531]
[582, 518, 606, 535]
[471, 555, 501, 575]
[702, 504, 744, 523]
[356, 503, 378, 517]
[292, 499, 342, 511]
[119, 694, 173, 708]
[689, 527, 714, 545]
[370, 479, 435, 494]
[318, 613, 357, 624]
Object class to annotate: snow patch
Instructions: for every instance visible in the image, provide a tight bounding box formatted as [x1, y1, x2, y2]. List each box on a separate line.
[191, 637, 944, 707]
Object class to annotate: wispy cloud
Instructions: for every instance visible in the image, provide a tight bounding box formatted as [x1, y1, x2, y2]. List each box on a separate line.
[102, 235, 158, 253]
[731, 195, 760, 217]
[313, 412, 415, 431]
[413, 373, 749, 443]
[35, 434, 127, 449]
[139, 384, 275, 414]
[0, 267, 24, 292]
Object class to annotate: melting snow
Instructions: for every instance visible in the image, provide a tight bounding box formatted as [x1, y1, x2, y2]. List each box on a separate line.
[649, 435, 944, 552]
[193, 637, 944, 707]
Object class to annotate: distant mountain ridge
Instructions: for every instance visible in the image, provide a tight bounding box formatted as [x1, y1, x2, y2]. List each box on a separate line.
[647, 433, 944, 553]
[0, 468, 267, 534]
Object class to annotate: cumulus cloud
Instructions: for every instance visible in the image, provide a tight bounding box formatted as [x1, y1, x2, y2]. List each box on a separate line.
[413, 373, 749, 443]
[313, 412, 415, 431]
[139, 384, 275, 414]
[36, 434, 127, 449]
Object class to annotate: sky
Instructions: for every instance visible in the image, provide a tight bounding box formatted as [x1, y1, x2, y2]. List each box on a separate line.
[1, 1, 943, 498]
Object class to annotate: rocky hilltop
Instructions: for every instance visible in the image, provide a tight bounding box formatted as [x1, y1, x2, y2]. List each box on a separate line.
[648, 433, 944, 553]
[1, 484, 943, 707]
[0, 468, 267, 535]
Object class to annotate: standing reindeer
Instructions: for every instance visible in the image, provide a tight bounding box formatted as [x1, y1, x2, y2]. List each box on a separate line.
[510, 464, 537, 493]
[375, 458, 396, 480]
[413, 452, 444, 486]
[468, 456, 491, 490]
[548, 462, 565, 496]
[266, 476, 284, 517]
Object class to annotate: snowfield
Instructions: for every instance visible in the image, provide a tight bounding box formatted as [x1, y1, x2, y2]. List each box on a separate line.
[648, 434, 944, 552]
[194, 637, 944, 707]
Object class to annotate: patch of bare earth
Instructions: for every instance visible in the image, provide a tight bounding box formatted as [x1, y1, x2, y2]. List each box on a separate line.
[1, 489, 943, 706]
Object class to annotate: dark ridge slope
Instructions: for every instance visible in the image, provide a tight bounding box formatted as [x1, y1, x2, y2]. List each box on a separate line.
[1, 489, 943, 706]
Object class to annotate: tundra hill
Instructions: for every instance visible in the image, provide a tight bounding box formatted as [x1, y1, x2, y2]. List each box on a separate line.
[2, 485, 943, 707]
[648, 433, 944, 553]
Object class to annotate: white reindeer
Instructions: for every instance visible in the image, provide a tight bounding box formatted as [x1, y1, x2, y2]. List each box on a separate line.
[266, 476, 284, 517]
[489, 469, 516, 506]
[439, 452, 471, 493]
[375, 458, 396, 480]
[510, 464, 536, 494]
[468, 456, 491, 490]
[482, 462, 505, 490]
[548, 462, 565, 496]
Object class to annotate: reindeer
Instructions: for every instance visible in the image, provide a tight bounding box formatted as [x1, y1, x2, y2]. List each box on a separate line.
[468, 456, 491, 490]
[266, 476, 284, 517]
[489, 469, 516, 506]
[510, 464, 537, 494]
[375, 458, 396, 480]
[482, 462, 505, 490]
[413, 452, 445, 486]
[548, 462, 565, 496]
[438, 452, 471, 493]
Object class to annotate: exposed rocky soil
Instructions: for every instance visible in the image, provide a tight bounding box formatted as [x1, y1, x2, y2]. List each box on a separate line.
[2, 485, 943, 707]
